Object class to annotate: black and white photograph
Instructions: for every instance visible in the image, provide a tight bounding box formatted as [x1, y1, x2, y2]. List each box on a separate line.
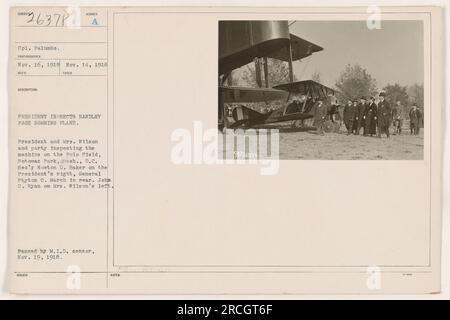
[3, 5, 445, 298]
[219, 20, 425, 160]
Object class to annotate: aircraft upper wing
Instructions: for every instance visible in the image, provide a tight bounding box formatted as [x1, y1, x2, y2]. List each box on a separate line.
[219, 21, 323, 75]
[268, 34, 323, 62]
[274, 80, 337, 98]
[220, 86, 289, 103]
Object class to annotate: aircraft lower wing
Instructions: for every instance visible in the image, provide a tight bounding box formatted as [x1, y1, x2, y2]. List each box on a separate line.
[220, 86, 288, 103]
[229, 105, 313, 129]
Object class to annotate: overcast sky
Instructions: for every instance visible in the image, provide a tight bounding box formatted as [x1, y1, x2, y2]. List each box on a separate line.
[290, 20, 424, 90]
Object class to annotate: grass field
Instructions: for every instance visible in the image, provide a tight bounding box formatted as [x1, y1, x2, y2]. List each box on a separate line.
[278, 126, 424, 160]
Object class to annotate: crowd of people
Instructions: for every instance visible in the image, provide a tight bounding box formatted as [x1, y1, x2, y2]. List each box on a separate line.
[225, 91, 424, 138]
[339, 92, 423, 138]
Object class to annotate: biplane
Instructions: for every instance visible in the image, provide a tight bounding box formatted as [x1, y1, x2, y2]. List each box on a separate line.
[221, 80, 339, 130]
[218, 21, 339, 131]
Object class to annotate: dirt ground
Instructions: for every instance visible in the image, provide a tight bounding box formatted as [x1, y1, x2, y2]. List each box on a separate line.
[278, 126, 424, 160]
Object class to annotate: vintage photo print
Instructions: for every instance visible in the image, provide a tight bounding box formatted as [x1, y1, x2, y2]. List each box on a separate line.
[218, 20, 424, 160]
[7, 6, 441, 295]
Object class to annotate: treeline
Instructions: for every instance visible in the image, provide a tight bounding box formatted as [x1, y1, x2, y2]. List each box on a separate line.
[335, 64, 424, 111]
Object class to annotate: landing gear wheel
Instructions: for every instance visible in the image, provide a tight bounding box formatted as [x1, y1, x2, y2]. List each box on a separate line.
[323, 120, 335, 133]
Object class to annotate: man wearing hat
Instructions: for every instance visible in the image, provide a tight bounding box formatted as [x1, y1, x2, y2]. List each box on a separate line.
[354, 97, 367, 135]
[392, 100, 404, 135]
[377, 92, 392, 138]
[343, 100, 356, 135]
[364, 96, 377, 136]
[313, 99, 328, 135]
[409, 103, 422, 135]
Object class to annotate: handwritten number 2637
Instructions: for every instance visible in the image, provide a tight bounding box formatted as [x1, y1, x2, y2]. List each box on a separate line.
[26, 12, 69, 27]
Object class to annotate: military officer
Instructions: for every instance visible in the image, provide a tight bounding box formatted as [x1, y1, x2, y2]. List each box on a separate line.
[409, 103, 422, 135]
[392, 100, 403, 135]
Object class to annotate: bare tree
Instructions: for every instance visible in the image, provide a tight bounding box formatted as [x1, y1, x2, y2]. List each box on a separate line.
[383, 83, 409, 105]
[408, 83, 424, 108]
[240, 58, 295, 87]
[334, 64, 378, 103]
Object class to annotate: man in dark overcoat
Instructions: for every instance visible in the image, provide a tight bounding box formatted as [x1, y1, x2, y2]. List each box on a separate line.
[313, 99, 328, 135]
[355, 97, 367, 135]
[364, 96, 377, 136]
[343, 100, 356, 135]
[409, 104, 422, 135]
[377, 92, 392, 138]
